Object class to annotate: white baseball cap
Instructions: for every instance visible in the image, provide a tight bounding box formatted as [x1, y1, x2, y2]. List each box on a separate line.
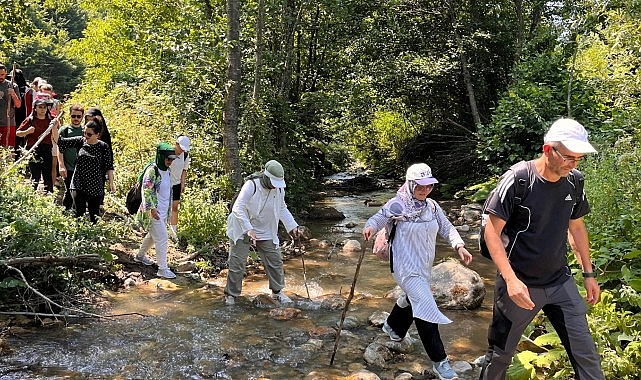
[177, 135, 191, 152]
[544, 119, 597, 154]
[406, 163, 438, 186]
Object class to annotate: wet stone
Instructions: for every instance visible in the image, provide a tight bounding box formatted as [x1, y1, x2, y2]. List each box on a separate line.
[380, 334, 418, 354]
[269, 307, 302, 320]
[342, 239, 362, 252]
[363, 342, 393, 367]
[308, 326, 336, 339]
[368, 310, 389, 327]
[252, 294, 280, 308]
[318, 294, 346, 310]
[336, 315, 360, 330]
[345, 369, 382, 380]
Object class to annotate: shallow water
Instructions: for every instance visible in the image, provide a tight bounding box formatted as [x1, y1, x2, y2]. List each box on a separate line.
[0, 190, 497, 379]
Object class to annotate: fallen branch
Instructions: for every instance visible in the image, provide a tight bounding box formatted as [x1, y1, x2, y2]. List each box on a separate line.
[0, 311, 149, 319]
[1, 254, 103, 267]
[5, 265, 109, 319]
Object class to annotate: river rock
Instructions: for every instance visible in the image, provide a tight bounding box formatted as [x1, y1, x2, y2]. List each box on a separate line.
[269, 307, 302, 320]
[252, 294, 280, 308]
[380, 334, 418, 354]
[368, 311, 389, 327]
[176, 260, 197, 272]
[336, 315, 360, 330]
[431, 260, 486, 309]
[461, 204, 483, 224]
[315, 294, 345, 310]
[342, 240, 361, 252]
[384, 261, 485, 310]
[308, 326, 336, 339]
[307, 205, 346, 220]
[344, 369, 382, 380]
[363, 342, 393, 367]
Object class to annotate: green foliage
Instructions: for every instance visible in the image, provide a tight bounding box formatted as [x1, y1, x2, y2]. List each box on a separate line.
[581, 136, 641, 291]
[0, 162, 116, 261]
[0, 151, 124, 308]
[178, 188, 229, 255]
[349, 109, 421, 175]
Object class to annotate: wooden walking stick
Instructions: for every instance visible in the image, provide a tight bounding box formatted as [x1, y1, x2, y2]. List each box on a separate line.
[7, 110, 65, 171]
[296, 235, 311, 300]
[329, 239, 368, 365]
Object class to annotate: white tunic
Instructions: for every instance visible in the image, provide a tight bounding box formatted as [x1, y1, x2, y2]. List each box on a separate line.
[365, 200, 464, 324]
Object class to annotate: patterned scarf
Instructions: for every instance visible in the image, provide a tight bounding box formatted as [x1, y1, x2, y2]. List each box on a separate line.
[382, 180, 430, 222]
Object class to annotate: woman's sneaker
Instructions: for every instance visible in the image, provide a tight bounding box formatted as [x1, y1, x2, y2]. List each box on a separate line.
[382, 322, 402, 342]
[134, 254, 154, 266]
[433, 358, 458, 380]
[225, 295, 235, 306]
[157, 268, 176, 279]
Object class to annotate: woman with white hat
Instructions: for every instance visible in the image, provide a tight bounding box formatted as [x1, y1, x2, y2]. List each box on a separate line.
[363, 163, 473, 380]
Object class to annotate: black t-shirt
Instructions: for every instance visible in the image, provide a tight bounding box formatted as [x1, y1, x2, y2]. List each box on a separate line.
[485, 160, 590, 287]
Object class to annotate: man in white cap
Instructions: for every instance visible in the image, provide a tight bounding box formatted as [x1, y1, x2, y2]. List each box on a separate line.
[224, 160, 303, 306]
[168, 135, 191, 241]
[480, 118, 604, 379]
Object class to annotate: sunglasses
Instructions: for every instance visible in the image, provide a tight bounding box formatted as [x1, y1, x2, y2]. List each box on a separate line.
[70, 114, 83, 119]
[84, 131, 96, 137]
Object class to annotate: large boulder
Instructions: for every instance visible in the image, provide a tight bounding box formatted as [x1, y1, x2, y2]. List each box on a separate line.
[431, 260, 486, 309]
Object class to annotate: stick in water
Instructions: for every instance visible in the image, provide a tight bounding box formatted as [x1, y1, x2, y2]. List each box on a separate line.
[329, 239, 368, 365]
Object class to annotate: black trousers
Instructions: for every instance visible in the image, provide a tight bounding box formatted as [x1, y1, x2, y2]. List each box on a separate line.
[386, 297, 447, 362]
[72, 189, 101, 224]
[62, 172, 74, 210]
[27, 144, 53, 193]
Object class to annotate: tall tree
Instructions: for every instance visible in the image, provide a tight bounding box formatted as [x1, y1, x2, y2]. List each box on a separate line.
[224, 0, 243, 187]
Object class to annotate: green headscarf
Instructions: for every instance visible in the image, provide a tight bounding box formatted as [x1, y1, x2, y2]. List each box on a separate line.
[155, 142, 176, 171]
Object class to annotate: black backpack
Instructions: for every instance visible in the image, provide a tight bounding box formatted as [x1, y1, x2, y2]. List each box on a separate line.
[125, 163, 159, 215]
[478, 161, 584, 260]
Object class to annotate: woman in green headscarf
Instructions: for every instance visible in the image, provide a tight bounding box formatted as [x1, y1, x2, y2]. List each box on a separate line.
[134, 142, 178, 279]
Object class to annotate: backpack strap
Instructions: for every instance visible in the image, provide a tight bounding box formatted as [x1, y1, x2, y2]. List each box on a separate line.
[509, 161, 531, 207]
[568, 169, 585, 205]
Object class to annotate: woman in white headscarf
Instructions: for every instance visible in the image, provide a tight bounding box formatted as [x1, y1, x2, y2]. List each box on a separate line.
[363, 163, 472, 380]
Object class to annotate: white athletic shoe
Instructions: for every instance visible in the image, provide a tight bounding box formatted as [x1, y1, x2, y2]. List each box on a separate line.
[272, 291, 292, 304]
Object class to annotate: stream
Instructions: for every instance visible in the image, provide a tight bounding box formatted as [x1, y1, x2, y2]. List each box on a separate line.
[0, 189, 498, 379]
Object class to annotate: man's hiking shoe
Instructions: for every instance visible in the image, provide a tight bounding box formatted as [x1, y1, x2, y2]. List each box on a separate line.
[225, 295, 235, 306]
[134, 254, 154, 266]
[157, 268, 176, 279]
[382, 322, 402, 342]
[272, 291, 292, 304]
[433, 359, 458, 380]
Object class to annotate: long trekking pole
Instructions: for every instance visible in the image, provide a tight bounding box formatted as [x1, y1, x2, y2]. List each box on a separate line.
[329, 239, 368, 365]
[296, 235, 311, 300]
[7, 110, 65, 172]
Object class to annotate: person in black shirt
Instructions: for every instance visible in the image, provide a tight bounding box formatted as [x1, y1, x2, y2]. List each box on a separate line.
[481, 119, 604, 380]
[52, 120, 115, 223]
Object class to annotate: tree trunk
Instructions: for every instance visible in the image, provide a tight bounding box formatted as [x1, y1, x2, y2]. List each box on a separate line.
[447, 1, 481, 128]
[253, 0, 264, 102]
[224, 0, 243, 187]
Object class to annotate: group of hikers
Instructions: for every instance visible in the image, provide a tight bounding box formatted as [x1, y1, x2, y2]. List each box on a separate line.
[225, 119, 604, 380]
[3, 63, 604, 379]
[0, 63, 192, 279]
